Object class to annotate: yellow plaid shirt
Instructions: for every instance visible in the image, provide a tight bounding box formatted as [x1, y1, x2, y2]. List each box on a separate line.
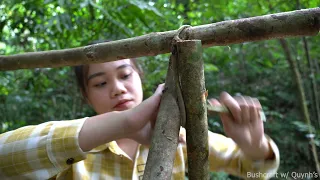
[0, 118, 279, 180]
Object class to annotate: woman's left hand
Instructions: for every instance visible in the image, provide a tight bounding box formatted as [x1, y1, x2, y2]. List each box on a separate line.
[208, 92, 272, 160]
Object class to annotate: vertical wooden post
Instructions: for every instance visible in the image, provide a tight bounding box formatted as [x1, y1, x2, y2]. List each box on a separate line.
[177, 40, 209, 180]
[142, 51, 182, 180]
[143, 39, 208, 179]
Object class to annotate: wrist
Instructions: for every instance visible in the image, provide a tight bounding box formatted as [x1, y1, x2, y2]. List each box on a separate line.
[123, 108, 139, 133]
[241, 136, 272, 160]
[262, 137, 275, 160]
[113, 111, 132, 138]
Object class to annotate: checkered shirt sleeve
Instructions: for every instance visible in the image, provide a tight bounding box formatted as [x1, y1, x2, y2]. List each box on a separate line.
[0, 118, 87, 179]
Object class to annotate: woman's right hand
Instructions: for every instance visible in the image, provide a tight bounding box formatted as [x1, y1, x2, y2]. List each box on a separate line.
[125, 83, 165, 145]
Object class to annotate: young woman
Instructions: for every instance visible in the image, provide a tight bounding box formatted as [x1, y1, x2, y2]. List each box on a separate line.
[0, 58, 279, 179]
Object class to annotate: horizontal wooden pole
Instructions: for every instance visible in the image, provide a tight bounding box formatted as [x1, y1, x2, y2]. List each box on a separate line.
[0, 8, 319, 71]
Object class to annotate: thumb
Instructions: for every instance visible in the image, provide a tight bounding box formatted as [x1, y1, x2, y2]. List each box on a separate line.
[154, 83, 165, 96]
[208, 98, 221, 106]
[208, 98, 233, 134]
[207, 98, 222, 116]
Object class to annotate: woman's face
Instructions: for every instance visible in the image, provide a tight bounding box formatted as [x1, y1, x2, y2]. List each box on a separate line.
[85, 59, 143, 114]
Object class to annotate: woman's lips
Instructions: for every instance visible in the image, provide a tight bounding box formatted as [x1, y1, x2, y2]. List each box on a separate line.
[114, 100, 133, 110]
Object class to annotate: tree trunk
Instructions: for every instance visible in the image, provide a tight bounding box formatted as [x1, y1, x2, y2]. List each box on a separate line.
[279, 39, 320, 174]
[302, 37, 320, 129]
[0, 8, 319, 71]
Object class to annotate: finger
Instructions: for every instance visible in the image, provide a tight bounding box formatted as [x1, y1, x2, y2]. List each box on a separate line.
[244, 96, 255, 124]
[212, 97, 236, 134]
[220, 113, 234, 135]
[220, 92, 242, 123]
[247, 97, 258, 123]
[155, 83, 165, 95]
[252, 97, 262, 110]
[234, 96, 250, 124]
[251, 98, 262, 124]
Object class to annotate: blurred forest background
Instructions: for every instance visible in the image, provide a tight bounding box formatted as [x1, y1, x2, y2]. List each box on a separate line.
[0, 0, 320, 179]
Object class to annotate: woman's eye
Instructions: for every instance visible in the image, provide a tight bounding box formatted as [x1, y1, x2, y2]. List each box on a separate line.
[122, 73, 132, 80]
[94, 82, 107, 87]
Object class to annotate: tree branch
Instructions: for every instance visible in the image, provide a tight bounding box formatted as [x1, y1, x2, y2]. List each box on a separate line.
[0, 8, 319, 71]
[177, 40, 209, 179]
[279, 38, 320, 174]
[142, 53, 181, 179]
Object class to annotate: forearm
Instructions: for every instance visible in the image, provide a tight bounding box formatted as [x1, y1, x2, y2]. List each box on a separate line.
[78, 111, 130, 152]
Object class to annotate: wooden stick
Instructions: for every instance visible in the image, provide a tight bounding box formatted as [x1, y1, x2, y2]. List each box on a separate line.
[142, 50, 181, 180]
[177, 40, 209, 180]
[206, 102, 266, 122]
[1, 8, 319, 71]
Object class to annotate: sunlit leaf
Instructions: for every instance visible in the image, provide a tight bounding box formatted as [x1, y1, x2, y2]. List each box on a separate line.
[204, 64, 219, 72]
[128, 0, 163, 17]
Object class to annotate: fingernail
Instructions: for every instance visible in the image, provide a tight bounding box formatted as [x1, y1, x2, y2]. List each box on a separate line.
[162, 87, 168, 94]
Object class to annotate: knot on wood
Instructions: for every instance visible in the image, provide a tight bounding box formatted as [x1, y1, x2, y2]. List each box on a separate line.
[173, 25, 191, 42]
[84, 45, 97, 62]
[312, 16, 319, 29]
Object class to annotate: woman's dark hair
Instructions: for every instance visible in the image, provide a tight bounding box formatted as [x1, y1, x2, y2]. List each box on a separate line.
[74, 40, 143, 101]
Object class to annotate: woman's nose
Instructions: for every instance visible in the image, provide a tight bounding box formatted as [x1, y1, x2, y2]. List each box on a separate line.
[111, 81, 127, 97]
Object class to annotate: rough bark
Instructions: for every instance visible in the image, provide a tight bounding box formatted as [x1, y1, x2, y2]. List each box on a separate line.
[1, 8, 319, 71]
[302, 37, 320, 129]
[177, 40, 209, 179]
[279, 39, 320, 174]
[142, 51, 182, 180]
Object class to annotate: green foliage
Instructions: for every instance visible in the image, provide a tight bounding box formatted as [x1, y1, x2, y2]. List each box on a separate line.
[1, 0, 320, 178]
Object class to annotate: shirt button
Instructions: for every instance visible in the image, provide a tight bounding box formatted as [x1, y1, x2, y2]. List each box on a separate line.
[66, 158, 74, 165]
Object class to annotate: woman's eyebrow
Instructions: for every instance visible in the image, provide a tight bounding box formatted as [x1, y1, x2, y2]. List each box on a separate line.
[87, 64, 132, 81]
[116, 64, 132, 70]
[87, 72, 105, 81]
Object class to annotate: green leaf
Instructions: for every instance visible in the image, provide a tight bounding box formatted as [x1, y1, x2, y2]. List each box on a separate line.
[204, 64, 219, 72]
[128, 0, 163, 17]
[292, 121, 315, 133]
[263, 60, 273, 68]
[89, 0, 133, 36]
